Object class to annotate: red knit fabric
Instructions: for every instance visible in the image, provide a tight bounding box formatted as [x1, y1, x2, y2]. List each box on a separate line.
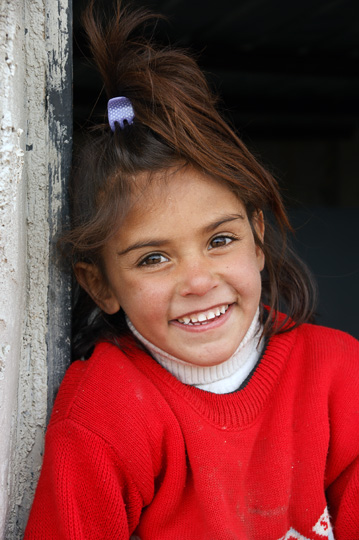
[25, 323, 359, 539]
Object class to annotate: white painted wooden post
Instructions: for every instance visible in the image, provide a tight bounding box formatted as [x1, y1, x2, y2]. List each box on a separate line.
[0, 2, 27, 534]
[0, 0, 72, 537]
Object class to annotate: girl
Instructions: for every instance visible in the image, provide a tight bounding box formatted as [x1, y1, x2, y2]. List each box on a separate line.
[25, 2, 359, 539]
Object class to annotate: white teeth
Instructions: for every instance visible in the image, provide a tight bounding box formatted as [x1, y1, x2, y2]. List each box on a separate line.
[177, 304, 229, 325]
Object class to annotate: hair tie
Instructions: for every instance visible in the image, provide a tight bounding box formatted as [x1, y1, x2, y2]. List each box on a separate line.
[108, 97, 135, 131]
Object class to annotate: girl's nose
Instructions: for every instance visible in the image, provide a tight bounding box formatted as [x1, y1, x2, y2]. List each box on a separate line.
[177, 258, 219, 297]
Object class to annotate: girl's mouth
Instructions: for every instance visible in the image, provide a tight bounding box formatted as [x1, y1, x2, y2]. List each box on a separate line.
[176, 304, 229, 326]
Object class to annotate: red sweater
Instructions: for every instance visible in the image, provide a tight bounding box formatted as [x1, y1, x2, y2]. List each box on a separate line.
[25, 323, 359, 539]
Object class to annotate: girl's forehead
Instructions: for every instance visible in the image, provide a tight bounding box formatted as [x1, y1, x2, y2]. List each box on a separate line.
[128, 166, 245, 215]
[113, 166, 248, 242]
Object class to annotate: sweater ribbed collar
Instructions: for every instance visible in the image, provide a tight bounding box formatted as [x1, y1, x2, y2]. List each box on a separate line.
[126, 308, 264, 394]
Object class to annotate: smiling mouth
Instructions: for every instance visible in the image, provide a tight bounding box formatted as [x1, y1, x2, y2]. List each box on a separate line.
[176, 304, 229, 326]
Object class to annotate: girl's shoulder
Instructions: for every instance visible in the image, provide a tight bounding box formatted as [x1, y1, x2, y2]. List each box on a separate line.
[48, 341, 179, 451]
[264, 317, 359, 392]
[281, 320, 359, 387]
[294, 320, 359, 355]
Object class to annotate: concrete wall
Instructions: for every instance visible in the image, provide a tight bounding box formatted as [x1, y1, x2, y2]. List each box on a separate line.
[0, 1, 72, 538]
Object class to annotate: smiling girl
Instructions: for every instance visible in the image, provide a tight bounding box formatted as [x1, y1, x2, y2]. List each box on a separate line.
[82, 168, 265, 368]
[24, 2, 359, 539]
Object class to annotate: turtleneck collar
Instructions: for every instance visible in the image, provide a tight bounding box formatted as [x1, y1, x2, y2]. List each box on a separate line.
[126, 307, 264, 394]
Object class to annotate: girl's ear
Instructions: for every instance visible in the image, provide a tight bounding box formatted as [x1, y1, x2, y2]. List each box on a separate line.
[253, 211, 265, 270]
[75, 262, 121, 315]
[254, 210, 265, 242]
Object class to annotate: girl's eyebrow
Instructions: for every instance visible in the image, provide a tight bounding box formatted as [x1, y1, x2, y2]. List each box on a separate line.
[117, 239, 168, 256]
[204, 213, 245, 233]
[117, 213, 245, 256]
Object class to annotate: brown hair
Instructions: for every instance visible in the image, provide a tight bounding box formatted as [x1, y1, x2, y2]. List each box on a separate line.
[65, 0, 316, 358]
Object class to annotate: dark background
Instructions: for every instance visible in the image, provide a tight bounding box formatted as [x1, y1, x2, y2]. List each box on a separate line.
[73, 0, 359, 338]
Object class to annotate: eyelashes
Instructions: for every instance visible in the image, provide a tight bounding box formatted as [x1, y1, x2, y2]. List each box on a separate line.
[138, 253, 169, 266]
[137, 234, 240, 268]
[208, 234, 238, 249]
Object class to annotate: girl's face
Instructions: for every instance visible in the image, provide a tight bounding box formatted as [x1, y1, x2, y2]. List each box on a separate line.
[78, 167, 265, 366]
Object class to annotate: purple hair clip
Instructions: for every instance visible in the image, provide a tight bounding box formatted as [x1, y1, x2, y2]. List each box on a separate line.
[108, 96, 135, 131]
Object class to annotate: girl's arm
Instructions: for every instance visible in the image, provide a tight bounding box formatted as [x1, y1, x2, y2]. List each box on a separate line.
[325, 332, 359, 539]
[24, 418, 145, 539]
[326, 456, 359, 538]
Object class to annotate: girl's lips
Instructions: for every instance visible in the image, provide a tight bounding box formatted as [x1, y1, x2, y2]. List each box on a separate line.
[170, 303, 234, 332]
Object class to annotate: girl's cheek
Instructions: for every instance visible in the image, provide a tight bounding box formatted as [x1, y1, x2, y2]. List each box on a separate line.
[131, 279, 169, 303]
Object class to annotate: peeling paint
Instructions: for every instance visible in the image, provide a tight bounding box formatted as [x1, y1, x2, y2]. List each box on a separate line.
[0, 0, 27, 535]
[46, 0, 72, 415]
[0, 346, 10, 380]
[1, 0, 72, 538]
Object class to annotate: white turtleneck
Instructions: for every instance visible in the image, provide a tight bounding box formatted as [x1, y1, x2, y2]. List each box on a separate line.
[126, 308, 264, 394]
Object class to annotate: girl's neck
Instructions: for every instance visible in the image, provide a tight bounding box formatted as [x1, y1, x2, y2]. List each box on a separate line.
[126, 308, 264, 394]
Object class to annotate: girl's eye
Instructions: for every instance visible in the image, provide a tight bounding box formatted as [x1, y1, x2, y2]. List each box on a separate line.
[139, 253, 168, 266]
[209, 235, 236, 249]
